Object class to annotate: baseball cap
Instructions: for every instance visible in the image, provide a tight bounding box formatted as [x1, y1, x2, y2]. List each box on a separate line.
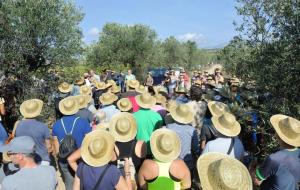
[0, 136, 35, 154]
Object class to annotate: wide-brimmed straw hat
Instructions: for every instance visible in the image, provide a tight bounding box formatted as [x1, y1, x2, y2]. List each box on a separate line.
[211, 113, 241, 137]
[150, 128, 181, 163]
[117, 98, 132, 112]
[75, 95, 92, 109]
[20, 99, 43, 118]
[107, 80, 116, 86]
[94, 82, 107, 90]
[155, 94, 167, 105]
[99, 92, 118, 105]
[170, 104, 194, 124]
[166, 100, 177, 112]
[75, 78, 85, 85]
[59, 96, 79, 115]
[58, 82, 72, 93]
[110, 85, 121, 94]
[208, 101, 230, 116]
[135, 85, 148, 94]
[197, 152, 252, 190]
[109, 112, 137, 142]
[81, 130, 115, 167]
[270, 114, 300, 147]
[127, 80, 140, 89]
[136, 93, 156, 109]
[80, 85, 92, 95]
[175, 87, 187, 94]
[94, 123, 109, 131]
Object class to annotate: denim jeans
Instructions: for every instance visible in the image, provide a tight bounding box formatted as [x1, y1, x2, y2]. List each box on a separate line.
[58, 159, 74, 190]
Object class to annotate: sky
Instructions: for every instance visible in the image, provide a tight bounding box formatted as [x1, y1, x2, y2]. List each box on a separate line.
[75, 0, 240, 49]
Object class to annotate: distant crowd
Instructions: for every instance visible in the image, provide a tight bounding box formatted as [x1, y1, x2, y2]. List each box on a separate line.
[0, 67, 299, 190]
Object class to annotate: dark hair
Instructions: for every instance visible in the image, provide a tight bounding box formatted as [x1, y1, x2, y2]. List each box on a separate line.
[148, 86, 155, 96]
[190, 85, 203, 101]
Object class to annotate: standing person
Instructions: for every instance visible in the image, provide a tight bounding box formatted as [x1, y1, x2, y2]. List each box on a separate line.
[144, 72, 154, 87]
[214, 68, 224, 86]
[83, 73, 91, 86]
[99, 92, 120, 122]
[138, 128, 191, 190]
[125, 69, 136, 90]
[73, 130, 132, 190]
[121, 80, 141, 112]
[253, 114, 300, 190]
[167, 70, 177, 97]
[52, 96, 91, 190]
[15, 99, 52, 165]
[0, 97, 7, 145]
[71, 78, 85, 96]
[89, 70, 100, 82]
[166, 104, 200, 175]
[0, 136, 57, 190]
[197, 152, 252, 190]
[134, 93, 163, 156]
[202, 112, 245, 161]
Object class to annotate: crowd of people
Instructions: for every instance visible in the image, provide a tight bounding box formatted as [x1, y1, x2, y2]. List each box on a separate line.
[0, 67, 299, 190]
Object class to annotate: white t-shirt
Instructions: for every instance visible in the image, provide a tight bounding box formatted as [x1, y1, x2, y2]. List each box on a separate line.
[202, 137, 245, 161]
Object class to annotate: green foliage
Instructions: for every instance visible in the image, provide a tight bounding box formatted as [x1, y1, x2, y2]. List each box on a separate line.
[219, 0, 300, 157]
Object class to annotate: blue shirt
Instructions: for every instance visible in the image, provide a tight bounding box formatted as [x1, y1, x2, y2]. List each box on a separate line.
[76, 162, 121, 190]
[16, 119, 50, 161]
[166, 122, 200, 169]
[52, 115, 91, 147]
[257, 148, 300, 190]
[0, 122, 7, 145]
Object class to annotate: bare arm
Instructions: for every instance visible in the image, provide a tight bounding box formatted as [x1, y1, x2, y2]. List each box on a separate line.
[135, 141, 147, 158]
[52, 136, 59, 156]
[170, 160, 191, 189]
[115, 176, 130, 190]
[67, 148, 81, 171]
[0, 98, 5, 115]
[72, 175, 80, 190]
[45, 139, 53, 153]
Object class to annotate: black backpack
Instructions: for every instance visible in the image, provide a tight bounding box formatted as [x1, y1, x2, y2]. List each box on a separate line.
[59, 117, 80, 159]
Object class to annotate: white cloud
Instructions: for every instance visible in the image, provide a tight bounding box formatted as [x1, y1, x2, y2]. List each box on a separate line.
[87, 27, 100, 36]
[177, 33, 204, 46]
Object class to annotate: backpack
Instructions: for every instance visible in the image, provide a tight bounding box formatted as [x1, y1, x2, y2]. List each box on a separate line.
[59, 117, 80, 159]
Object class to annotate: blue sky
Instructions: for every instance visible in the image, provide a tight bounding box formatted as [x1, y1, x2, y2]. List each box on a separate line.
[75, 0, 239, 49]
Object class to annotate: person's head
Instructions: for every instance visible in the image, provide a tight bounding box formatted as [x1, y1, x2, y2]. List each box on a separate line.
[147, 72, 152, 77]
[0, 136, 36, 167]
[190, 85, 203, 101]
[215, 68, 221, 75]
[20, 99, 43, 119]
[83, 73, 90, 79]
[89, 70, 95, 76]
[128, 69, 132, 75]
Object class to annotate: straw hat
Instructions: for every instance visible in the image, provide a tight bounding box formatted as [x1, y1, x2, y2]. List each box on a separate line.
[150, 128, 181, 163]
[155, 94, 167, 105]
[208, 101, 230, 116]
[211, 113, 241, 137]
[175, 87, 187, 94]
[154, 86, 168, 94]
[75, 78, 85, 85]
[109, 112, 137, 142]
[136, 93, 156, 109]
[94, 82, 107, 90]
[170, 104, 194, 124]
[107, 80, 116, 86]
[110, 85, 121, 94]
[80, 85, 92, 95]
[166, 100, 177, 112]
[99, 92, 118, 105]
[59, 96, 79, 115]
[127, 80, 140, 89]
[58, 82, 72, 93]
[75, 95, 92, 109]
[20, 99, 43, 118]
[81, 130, 115, 167]
[270, 114, 300, 147]
[197, 152, 252, 190]
[117, 98, 132, 112]
[94, 123, 109, 131]
[135, 85, 148, 94]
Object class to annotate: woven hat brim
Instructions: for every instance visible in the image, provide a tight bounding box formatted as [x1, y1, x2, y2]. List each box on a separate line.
[81, 130, 115, 167]
[76, 95, 92, 109]
[208, 101, 230, 117]
[169, 107, 194, 124]
[211, 116, 241, 137]
[270, 114, 300, 147]
[109, 112, 137, 142]
[99, 94, 118, 105]
[135, 95, 156, 109]
[20, 99, 43, 118]
[117, 99, 132, 112]
[95, 123, 109, 131]
[128, 80, 140, 89]
[150, 129, 181, 163]
[197, 152, 252, 190]
[58, 97, 79, 116]
[80, 86, 92, 95]
[58, 86, 72, 93]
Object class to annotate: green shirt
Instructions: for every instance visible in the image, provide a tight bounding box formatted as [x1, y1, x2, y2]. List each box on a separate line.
[133, 109, 163, 154]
